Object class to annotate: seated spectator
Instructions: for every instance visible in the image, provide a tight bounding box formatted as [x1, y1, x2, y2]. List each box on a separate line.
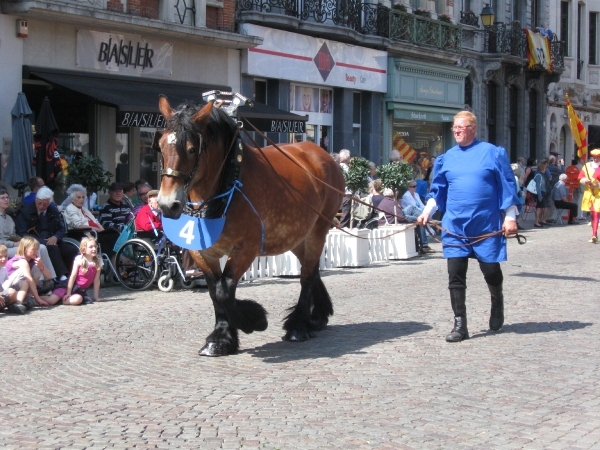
[15, 187, 78, 282]
[99, 182, 133, 234]
[401, 182, 434, 253]
[132, 182, 152, 215]
[63, 185, 103, 232]
[0, 188, 57, 282]
[3, 236, 57, 309]
[134, 190, 162, 235]
[378, 188, 410, 227]
[23, 177, 45, 205]
[0, 244, 26, 314]
[60, 184, 97, 211]
[370, 180, 385, 208]
[552, 174, 579, 225]
[64, 184, 120, 259]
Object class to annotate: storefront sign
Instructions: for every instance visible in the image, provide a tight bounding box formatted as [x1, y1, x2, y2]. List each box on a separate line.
[77, 29, 173, 77]
[242, 24, 386, 93]
[118, 111, 166, 128]
[394, 110, 456, 122]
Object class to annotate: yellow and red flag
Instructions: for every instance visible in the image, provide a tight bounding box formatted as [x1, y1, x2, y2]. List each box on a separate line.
[525, 30, 553, 72]
[566, 95, 588, 161]
[393, 133, 416, 163]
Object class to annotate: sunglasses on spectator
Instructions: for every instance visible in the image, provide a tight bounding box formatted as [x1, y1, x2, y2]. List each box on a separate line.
[408, 185, 417, 188]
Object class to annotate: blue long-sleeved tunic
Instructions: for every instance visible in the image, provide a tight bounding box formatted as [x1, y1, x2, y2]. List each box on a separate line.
[427, 140, 519, 262]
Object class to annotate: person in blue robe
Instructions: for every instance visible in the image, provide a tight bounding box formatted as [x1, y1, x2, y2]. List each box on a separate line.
[417, 111, 519, 342]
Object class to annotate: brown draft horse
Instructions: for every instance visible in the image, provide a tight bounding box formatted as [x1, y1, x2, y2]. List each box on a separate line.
[156, 97, 345, 356]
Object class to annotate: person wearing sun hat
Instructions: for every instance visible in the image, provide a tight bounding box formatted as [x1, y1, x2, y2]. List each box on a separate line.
[578, 148, 600, 243]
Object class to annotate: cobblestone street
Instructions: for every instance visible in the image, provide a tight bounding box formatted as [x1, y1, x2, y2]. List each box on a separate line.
[1, 219, 599, 449]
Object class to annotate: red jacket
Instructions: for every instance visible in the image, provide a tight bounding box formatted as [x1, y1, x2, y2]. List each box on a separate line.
[134, 204, 162, 232]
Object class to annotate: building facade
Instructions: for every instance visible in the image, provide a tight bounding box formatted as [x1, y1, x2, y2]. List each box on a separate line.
[0, 0, 256, 195]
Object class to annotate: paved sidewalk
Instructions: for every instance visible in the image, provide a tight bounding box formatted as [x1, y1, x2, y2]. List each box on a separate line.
[0, 218, 599, 449]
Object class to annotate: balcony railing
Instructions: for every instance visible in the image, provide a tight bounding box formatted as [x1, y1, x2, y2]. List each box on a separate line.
[238, 0, 462, 53]
[388, 9, 461, 53]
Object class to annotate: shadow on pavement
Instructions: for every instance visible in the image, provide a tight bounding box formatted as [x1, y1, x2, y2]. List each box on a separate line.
[470, 320, 593, 339]
[244, 321, 431, 363]
[510, 272, 598, 282]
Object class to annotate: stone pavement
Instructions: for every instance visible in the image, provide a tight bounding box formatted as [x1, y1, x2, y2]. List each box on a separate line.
[1, 217, 599, 449]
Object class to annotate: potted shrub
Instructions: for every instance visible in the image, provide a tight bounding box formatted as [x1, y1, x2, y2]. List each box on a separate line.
[67, 155, 113, 208]
[413, 7, 431, 18]
[376, 160, 413, 200]
[393, 3, 407, 12]
[438, 13, 453, 23]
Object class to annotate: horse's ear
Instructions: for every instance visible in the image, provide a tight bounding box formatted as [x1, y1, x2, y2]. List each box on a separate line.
[191, 101, 214, 127]
[159, 95, 173, 120]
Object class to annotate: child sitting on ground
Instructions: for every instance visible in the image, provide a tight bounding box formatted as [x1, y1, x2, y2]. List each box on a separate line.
[2, 237, 56, 311]
[43, 237, 103, 305]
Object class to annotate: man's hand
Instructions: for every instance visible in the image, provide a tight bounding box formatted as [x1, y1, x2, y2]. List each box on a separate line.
[416, 212, 430, 226]
[503, 218, 518, 236]
[45, 236, 58, 246]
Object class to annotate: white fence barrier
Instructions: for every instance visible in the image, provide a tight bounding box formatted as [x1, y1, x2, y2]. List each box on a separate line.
[236, 225, 418, 281]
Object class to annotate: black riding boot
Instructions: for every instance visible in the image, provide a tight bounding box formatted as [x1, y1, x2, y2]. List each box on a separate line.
[488, 283, 504, 331]
[446, 288, 469, 342]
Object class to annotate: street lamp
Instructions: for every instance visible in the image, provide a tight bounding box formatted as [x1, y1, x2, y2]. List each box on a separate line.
[480, 3, 495, 27]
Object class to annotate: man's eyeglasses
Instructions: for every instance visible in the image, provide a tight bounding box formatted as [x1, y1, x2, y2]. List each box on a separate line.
[408, 185, 417, 188]
[452, 125, 474, 132]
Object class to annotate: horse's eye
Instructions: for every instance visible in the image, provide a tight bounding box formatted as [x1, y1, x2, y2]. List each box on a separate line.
[187, 146, 196, 154]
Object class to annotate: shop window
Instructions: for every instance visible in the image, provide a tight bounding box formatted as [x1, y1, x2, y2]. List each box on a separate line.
[577, 3, 583, 79]
[140, 128, 158, 188]
[289, 84, 333, 148]
[391, 120, 444, 175]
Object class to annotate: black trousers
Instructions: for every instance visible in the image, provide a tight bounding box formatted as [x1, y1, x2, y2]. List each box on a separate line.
[47, 241, 80, 278]
[447, 257, 503, 290]
[553, 200, 578, 222]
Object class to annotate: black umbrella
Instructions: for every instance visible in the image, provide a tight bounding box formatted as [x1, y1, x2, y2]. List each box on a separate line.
[6, 93, 36, 188]
[34, 96, 61, 189]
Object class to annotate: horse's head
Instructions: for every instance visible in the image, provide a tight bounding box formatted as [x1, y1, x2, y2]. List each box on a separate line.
[157, 96, 232, 219]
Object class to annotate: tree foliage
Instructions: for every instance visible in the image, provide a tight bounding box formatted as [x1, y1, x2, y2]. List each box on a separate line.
[376, 161, 413, 198]
[343, 156, 370, 194]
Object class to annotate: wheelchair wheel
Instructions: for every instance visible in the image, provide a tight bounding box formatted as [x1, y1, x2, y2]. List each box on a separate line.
[158, 274, 175, 292]
[115, 239, 158, 290]
[180, 278, 195, 289]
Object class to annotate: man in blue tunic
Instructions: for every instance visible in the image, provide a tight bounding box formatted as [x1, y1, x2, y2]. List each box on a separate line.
[417, 111, 519, 342]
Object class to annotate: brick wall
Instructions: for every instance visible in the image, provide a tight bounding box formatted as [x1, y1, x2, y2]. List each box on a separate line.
[206, 0, 236, 32]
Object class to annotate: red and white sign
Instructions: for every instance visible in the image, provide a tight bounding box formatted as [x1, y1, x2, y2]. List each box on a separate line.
[242, 24, 387, 92]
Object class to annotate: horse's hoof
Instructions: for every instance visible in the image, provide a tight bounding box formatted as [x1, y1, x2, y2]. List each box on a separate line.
[199, 342, 233, 357]
[283, 329, 314, 341]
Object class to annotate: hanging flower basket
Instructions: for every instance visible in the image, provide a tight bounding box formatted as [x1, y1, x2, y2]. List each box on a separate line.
[392, 3, 407, 12]
[413, 7, 431, 18]
[438, 13, 452, 23]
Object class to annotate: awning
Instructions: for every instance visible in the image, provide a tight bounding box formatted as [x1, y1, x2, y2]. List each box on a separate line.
[24, 66, 230, 128]
[238, 103, 307, 133]
[23, 66, 307, 131]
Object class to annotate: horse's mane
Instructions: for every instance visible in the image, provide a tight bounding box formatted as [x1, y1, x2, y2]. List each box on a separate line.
[165, 101, 237, 159]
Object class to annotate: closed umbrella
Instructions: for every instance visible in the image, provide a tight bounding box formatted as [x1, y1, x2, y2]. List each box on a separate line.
[5, 93, 35, 188]
[33, 96, 61, 189]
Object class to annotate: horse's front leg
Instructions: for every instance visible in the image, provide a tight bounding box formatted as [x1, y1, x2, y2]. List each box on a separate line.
[198, 250, 268, 357]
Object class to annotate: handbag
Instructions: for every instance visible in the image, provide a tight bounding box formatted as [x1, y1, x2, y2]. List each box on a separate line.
[526, 179, 537, 195]
[113, 220, 135, 253]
